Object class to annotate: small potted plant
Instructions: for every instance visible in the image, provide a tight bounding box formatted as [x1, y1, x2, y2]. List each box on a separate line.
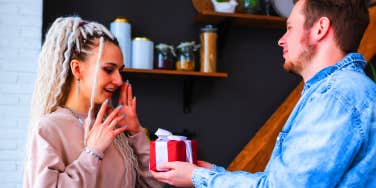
[211, 0, 238, 13]
[241, 0, 261, 14]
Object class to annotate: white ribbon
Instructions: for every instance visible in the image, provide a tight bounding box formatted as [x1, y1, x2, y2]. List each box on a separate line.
[155, 128, 193, 171]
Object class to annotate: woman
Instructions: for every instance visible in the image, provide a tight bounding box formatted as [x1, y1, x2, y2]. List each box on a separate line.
[23, 16, 163, 188]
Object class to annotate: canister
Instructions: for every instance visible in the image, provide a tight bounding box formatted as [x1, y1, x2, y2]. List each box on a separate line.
[110, 17, 131, 68]
[200, 25, 218, 73]
[132, 37, 154, 69]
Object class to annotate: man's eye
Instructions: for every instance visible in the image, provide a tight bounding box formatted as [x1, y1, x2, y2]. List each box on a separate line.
[103, 67, 114, 74]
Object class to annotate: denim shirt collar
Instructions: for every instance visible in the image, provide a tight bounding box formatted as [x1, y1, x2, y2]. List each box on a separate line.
[302, 53, 366, 94]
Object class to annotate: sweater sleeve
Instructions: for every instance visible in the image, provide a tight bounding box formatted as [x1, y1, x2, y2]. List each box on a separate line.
[128, 131, 165, 188]
[24, 119, 102, 188]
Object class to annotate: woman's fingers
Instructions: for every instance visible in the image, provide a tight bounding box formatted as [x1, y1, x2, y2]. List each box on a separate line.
[119, 82, 126, 105]
[95, 99, 109, 125]
[106, 105, 113, 116]
[132, 97, 137, 111]
[127, 83, 133, 106]
[108, 115, 125, 129]
[103, 105, 122, 125]
[112, 124, 127, 136]
[119, 81, 133, 106]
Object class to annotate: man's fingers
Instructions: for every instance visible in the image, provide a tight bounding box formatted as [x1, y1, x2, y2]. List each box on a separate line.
[158, 162, 178, 170]
[150, 171, 164, 179]
[197, 160, 213, 169]
[150, 171, 172, 184]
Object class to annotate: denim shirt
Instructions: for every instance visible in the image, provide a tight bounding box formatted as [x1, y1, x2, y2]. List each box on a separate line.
[192, 53, 376, 188]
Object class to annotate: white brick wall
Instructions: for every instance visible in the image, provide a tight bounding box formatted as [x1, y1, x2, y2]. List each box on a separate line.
[0, 0, 42, 187]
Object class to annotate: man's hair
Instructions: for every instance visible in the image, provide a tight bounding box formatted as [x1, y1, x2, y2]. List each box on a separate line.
[301, 0, 369, 53]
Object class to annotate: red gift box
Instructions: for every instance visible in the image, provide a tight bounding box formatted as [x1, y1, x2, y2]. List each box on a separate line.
[150, 139, 197, 171]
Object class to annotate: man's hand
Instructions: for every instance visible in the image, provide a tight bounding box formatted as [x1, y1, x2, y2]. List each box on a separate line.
[197, 160, 213, 169]
[151, 161, 196, 187]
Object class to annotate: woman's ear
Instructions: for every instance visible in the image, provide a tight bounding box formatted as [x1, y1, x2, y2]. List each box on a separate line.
[70, 59, 81, 80]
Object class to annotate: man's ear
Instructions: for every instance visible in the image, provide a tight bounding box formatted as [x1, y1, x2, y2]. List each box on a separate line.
[313, 17, 331, 41]
[70, 59, 82, 80]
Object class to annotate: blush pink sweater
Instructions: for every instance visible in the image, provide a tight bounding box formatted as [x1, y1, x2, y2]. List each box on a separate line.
[23, 107, 163, 188]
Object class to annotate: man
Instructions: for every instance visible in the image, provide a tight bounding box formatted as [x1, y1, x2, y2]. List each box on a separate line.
[152, 0, 376, 187]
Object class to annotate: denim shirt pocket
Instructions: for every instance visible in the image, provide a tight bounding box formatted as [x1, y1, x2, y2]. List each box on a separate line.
[272, 131, 288, 157]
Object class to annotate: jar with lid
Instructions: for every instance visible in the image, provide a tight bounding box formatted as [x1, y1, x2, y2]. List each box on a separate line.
[176, 41, 196, 71]
[131, 37, 154, 69]
[110, 17, 131, 68]
[154, 43, 175, 70]
[200, 25, 218, 73]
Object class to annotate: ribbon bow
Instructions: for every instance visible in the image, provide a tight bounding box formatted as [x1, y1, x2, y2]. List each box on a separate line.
[155, 128, 187, 141]
[154, 128, 193, 171]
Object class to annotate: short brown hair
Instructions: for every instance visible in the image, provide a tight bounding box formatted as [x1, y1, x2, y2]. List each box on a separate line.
[300, 0, 369, 53]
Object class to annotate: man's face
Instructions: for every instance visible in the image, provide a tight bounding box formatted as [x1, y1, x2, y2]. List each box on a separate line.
[278, 0, 316, 75]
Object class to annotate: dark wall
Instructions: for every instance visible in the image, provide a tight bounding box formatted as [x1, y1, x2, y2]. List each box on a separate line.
[43, 0, 300, 167]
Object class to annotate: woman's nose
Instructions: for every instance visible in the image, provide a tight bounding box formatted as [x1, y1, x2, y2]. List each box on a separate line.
[113, 72, 123, 86]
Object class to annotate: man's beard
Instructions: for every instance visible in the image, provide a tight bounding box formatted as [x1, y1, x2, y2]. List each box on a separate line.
[283, 32, 316, 76]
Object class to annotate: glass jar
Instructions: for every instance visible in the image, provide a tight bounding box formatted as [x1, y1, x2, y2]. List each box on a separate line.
[176, 42, 196, 71]
[154, 43, 175, 70]
[200, 25, 218, 73]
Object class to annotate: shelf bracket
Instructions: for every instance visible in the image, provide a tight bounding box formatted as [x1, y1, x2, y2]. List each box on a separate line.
[183, 77, 194, 113]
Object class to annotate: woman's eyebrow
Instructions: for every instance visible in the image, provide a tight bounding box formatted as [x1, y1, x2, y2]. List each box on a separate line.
[103, 62, 117, 67]
[103, 62, 124, 70]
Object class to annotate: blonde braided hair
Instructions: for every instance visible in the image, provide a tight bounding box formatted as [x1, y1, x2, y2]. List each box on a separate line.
[27, 16, 146, 184]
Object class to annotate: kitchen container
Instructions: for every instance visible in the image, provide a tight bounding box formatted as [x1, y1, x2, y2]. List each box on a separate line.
[110, 17, 132, 68]
[132, 37, 154, 69]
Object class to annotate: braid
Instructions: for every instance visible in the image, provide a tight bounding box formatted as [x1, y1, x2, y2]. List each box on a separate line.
[113, 133, 153, 180]
[85, 36, 104, 140]
[114, 134, 138, 178]
[53, 18, 81, 113]
[30, 18, 77, 125]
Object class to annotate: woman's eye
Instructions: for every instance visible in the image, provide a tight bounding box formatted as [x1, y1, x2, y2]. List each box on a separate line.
[103, 67, 114, 74]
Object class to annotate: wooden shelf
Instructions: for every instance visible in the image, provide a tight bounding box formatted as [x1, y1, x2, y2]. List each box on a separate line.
[121, 68, 228, 78]
[193, 10, 286, 28]
[121, 68, 227, 113]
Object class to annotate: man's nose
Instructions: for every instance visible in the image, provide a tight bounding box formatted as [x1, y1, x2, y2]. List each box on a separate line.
[278, 34, 286, 47]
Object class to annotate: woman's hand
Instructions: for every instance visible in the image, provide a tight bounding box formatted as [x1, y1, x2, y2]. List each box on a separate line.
[86, 100, 126, 153]
[117, 81, 143, 135]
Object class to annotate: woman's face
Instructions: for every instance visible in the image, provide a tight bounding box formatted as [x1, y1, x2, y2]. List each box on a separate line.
[80, 40, 124, 104]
